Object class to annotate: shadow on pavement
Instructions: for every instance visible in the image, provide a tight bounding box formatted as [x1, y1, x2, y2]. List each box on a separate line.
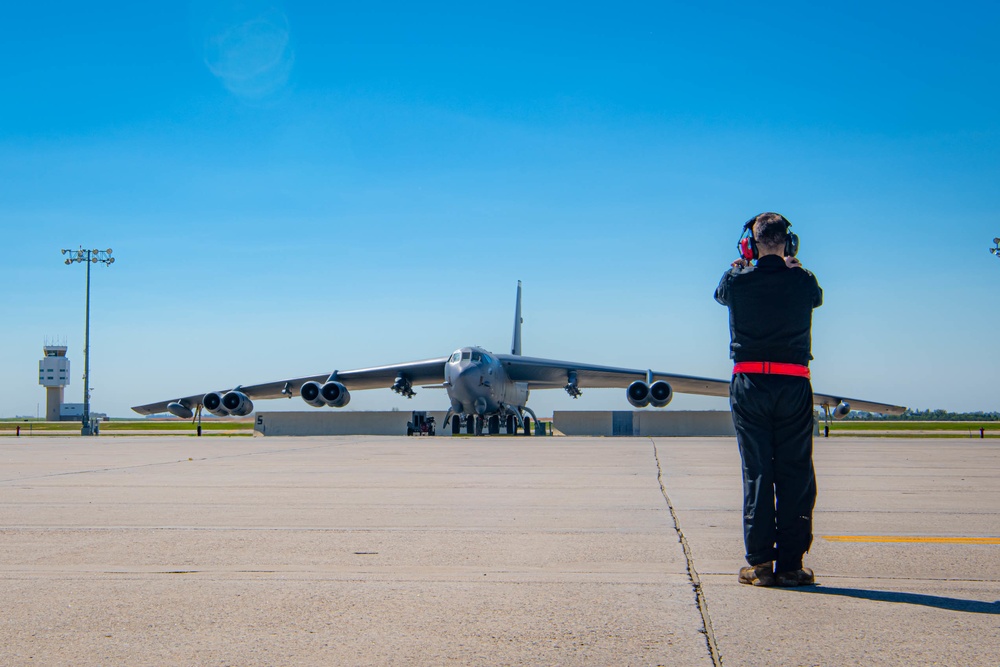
[793, 586, 1000, 615]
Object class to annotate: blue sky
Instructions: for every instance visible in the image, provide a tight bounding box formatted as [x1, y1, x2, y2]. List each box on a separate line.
[2, 1, 998, 418]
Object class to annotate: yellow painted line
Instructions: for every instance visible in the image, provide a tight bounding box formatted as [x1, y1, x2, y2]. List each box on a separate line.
[823, 535, 1000, 544]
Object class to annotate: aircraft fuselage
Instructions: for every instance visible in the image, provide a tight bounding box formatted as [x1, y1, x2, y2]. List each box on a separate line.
[444, 346, 529, 419]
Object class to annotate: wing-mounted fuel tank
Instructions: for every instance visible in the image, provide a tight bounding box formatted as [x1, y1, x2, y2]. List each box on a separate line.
[300, 380, 351, 408]
[833, 401, 850, 419]
[626, 379, 673, 409]
[167, 401, 194, 419]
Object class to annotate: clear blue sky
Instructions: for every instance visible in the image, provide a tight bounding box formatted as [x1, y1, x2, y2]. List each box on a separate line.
[2, 1, 998, 418]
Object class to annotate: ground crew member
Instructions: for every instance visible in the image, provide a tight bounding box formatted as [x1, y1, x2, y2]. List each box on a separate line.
[715, 212, 823, 587]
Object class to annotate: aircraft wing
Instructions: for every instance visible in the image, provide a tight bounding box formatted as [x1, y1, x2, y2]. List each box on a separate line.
[810, 392, 907, 416]
[499, 354, 728, 394]
[498, 354, 907, 416]
[131, 357, 449, 416]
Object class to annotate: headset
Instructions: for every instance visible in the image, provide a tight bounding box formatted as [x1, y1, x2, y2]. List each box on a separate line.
[738, 213, 799, 261]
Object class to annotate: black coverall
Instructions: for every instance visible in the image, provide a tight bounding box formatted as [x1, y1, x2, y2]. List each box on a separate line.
[715, 255, 823, 572]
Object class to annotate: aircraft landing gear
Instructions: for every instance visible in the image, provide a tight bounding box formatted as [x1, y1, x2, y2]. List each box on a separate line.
[458, 409, 526, 437]
[822, 405, 831, 438]
[521, 406, 539, 437]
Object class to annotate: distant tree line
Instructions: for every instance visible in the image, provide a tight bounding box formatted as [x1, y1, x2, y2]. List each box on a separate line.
[844, 409, 1000, 421]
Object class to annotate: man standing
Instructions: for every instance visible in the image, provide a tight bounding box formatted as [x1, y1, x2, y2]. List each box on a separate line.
[715, 212, 823, 587]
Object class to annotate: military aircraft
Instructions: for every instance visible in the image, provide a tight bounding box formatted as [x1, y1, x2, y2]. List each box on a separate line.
[132, 281, 906, 434]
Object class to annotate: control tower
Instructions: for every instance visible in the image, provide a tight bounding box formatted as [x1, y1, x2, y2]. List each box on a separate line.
[39, 342, 70, 421]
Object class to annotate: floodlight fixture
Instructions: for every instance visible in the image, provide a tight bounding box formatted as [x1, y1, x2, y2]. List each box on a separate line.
[59, 246, 116, 435]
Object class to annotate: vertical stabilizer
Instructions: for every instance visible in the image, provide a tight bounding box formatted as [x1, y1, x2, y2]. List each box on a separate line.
[511, 280, 523, 356]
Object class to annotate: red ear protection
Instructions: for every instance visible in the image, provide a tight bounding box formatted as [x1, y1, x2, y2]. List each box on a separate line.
[738, 217, 758, 260]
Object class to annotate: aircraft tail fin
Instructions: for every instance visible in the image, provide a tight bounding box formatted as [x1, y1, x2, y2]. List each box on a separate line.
[511, 280, 523, 356]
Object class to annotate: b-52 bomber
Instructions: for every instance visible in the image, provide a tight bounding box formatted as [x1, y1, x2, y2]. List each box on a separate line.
[133, 282, 906, 434]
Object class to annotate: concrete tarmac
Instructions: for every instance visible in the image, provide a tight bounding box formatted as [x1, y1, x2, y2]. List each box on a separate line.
[0, 436, 997, 666]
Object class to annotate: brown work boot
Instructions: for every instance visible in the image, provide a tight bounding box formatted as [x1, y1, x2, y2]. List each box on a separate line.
[775, 567, 815, 587]
[738, 561, 775, 587]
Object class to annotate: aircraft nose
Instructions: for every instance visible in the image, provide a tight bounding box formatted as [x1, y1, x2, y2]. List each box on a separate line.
[450, 364, 481, 403]
[456, 363, 481, 387]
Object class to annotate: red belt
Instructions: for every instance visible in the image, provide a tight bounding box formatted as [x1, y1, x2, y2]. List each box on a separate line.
[733, 361, 810, 378]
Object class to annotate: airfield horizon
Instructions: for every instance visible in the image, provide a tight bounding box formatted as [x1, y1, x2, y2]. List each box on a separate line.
[1, 418, 998, 439]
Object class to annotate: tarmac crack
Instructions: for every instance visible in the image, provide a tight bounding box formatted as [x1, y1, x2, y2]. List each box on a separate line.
[652, 438, 723, 667]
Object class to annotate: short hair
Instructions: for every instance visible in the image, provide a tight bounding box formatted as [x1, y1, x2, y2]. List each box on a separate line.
[752, 212, 790, 249]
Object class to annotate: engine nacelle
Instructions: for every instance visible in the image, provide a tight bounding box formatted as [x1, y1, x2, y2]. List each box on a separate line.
[203, 391, 230, 417]
[222, 391, 254, 417]
[626, 381, 651, 408]
[320, 381, 351, 408]
[167, 401, 194, 419]
[648, 381, 673, 408]
[833, 402, 851, 419]
[300, 381, 327, 408]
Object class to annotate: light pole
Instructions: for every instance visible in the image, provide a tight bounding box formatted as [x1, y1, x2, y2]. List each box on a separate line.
[61, 247, 115, 436]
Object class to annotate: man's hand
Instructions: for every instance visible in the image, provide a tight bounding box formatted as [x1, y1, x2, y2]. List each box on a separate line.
[731, 258, 750, 269]
[784, 256, 802, 268]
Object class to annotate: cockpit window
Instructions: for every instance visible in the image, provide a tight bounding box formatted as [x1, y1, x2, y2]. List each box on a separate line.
[461, 351, 471, 361]
[450, 352, 461, 363]
[482, 354, 492, 365]
[471, 352, 482, 362]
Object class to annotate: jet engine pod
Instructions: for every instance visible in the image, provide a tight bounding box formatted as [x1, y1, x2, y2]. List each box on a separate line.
[203, 391, 230, 417]
[167, 401, 194, 420]
[626, 381, 651, 408]
[320, 381, 351, 408]
[648, 381, 673, 408]
[833, 402, 851, 419]
[222, 391, 254, 417]
[300, 381, 326, 408]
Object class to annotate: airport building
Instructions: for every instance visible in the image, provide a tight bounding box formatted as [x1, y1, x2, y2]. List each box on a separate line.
[38, 343, 70, 421]
[37, 343, 105, 422]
